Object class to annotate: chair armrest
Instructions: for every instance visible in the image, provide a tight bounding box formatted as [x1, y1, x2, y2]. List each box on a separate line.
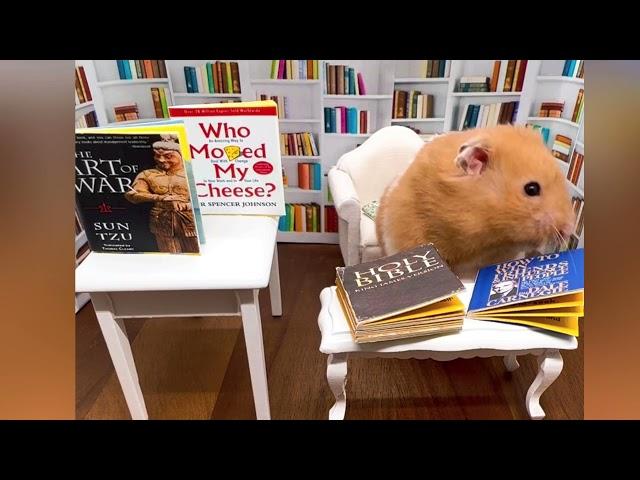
[328, 167, 361, 225]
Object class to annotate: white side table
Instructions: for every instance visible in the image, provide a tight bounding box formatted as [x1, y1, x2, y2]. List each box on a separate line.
[76, 215, 282, 420]
[317, 283, 578, 420]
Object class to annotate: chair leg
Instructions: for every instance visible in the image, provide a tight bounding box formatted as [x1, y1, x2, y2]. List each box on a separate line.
[327, 353, 348, 420]
[526, 349, 563, 420]
[269, 244, 282, 317]
[90, 293, 148, 420]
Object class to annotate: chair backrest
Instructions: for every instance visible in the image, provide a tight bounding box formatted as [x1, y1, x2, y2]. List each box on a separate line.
[335, 125, 425, 204]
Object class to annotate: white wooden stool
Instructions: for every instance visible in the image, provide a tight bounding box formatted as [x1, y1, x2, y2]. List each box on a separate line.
[317, 282, 577, 420]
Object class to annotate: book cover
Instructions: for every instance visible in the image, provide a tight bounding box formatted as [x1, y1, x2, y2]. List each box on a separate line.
[467, 249, 584, 336]
[168, 100, 285, 215]
[337, 244, 465, 323]
[75, 126, 202, 254]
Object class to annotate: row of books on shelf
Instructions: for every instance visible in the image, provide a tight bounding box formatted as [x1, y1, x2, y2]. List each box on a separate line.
[456, 60, 528, 93]
[280, 132, 319, 157]
[572, 196, 585, 237]
[419, 60, 450, 78]
[75, 110, 98, 129]
[75, 66, 92, 105]
[258, 94, 288, 118]
[526, 124, 551, 145]
[336, 244, 584, 343]
[459, 101, 519, 130]
[296, 163, 322, 190]
[393, 91, 434, 119]
[537, 88, 584, 123]
[323, 63, 367, 95]
[562, 60, 584, 78]
[150, 87, 171, 119]
[567, 150, 584, 186]
[116, 60, 167, 80]
[278, 203, 322, 232]
[324, 107, 371, 134]
[183, 62, 241, 94]
[270, 60, 320, 80]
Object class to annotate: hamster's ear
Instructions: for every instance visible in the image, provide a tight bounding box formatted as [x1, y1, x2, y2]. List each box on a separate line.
[455, 139, 490, 176]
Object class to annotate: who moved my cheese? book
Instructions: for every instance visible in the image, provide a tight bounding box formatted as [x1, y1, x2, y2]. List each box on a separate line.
[169, 100, 285, 216]
[467, 248, 584, 336]
[75, 123, 203, 254]
[336, 244, 466, 343]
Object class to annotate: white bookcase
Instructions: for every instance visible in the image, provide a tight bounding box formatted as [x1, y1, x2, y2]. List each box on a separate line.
[81, 60, 585, 247]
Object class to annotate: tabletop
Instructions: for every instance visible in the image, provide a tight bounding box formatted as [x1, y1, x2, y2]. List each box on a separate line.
[76, 215, 279, 293]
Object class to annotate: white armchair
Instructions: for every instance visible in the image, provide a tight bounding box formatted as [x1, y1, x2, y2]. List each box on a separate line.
[328, 126, 426, 266]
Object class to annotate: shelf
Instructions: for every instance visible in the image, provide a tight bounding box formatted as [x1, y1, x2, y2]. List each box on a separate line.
[75, 101, 94, 111]
[251, 79, 319, 85]
[568, 181, 584, 197]
[279, 119, 322, 124]
[451, 92, 522, 97]
[537, 76, 584, 85]
[394, 77, 450, 84]
[285, 187, 322, 194]
[282, 155, 321, 160]
[173, 92, 241, 98]
[323, 94, 392, 100]
[391, 118, 445, 123]
[528, 117, 580, 128]
[324, 133, 372, 138]
[277, 231, 339, 244]
[98, 79, 169, 87]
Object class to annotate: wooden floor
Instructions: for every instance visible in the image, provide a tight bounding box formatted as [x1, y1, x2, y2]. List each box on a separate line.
[76, 243, 584, 420]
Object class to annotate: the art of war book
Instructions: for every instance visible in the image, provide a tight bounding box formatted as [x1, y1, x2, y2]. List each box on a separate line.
[467, 248, 584, 336]
[169, 100, 286, 216]
[75, 123, 203, 254]
[335, 244, 466, 343]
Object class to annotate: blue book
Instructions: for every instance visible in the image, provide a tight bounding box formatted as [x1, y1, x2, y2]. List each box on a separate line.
[312, 163, 321, 190]
[188, 67, 198, 93]
[347, 107, 358, 134]
[116, 60, 126, 79]
[467, 248, 584, 336]
[184, 66, 193, 93]
[278, 214, 287, 231]
[438, 60, 446, 77]
[562, 60, 569, 76]
[348, 68, 356, 95]
[469, 104, 479, 127]
[324, 107, 332, 133]
[122, 60, 132, 80]
[330, 108, 336, 133]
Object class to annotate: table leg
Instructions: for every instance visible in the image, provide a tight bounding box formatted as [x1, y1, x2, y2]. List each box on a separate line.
[90, 293, 148, 420]
[237, 289, 271, 420]
[327, 353, 348, 420]
[526, 349, 563, 420]
[269, 244, 282, 317]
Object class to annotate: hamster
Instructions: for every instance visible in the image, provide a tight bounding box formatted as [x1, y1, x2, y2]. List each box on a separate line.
[375, 125, 576, 275]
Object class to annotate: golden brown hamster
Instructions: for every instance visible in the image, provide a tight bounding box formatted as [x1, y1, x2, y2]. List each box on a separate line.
[376, 125, 576, 273]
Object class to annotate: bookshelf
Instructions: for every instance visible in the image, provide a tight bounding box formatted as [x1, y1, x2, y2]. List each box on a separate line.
[80, 59, 585, 247]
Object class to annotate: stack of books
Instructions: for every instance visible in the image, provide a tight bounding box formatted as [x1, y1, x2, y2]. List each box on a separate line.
[335, 244, 466, 343]
[279, 132, 318, 156]
[538, 101, 564, 118]
[278, 203, 322, 232]
[392, 90, 434, 119]
[459, 101, 519, 130]
[489, 60, 528, 92]
[297, 162, 322, 190]
[113, 103, 139, 122]
[456, 76, 489, 92]
[572, 88, 584, 123]
[324, 107, 370, 134]
[467, 249, 584, 337]
[552, 134, 573, 162]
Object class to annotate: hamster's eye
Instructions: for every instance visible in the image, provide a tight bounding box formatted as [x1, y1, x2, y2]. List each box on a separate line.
[524, 182, 541, 196]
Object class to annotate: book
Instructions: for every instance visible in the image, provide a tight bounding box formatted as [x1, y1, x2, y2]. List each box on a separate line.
[169, 100, 285, 216]
[467, 249, 584, 336]
[75, 123, 202, 254]
[335, 244, 466, 343]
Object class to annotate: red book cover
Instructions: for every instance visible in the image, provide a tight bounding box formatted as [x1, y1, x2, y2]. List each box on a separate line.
[515, 60, 528, 91]
[77, 66, 92, 101]
[298, 163, 310, 189]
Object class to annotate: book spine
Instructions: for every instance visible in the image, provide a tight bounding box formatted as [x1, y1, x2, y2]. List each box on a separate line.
[158, 60, 167, 78]
[151, 60, 160, 78]
[122, 60, 132, 80]
[150, 88, 162, 118]
[490, 60, 501, 92]
[128, 60, 137, 79]
[116, 60, 125, 80]
[159, 88, 169, 118]
[231, 62, 241, 93]
[515, 60, 528, 92]
[184, 66, 192, 93]
[226, 62, 233, 93]
[324, 107, 331, 133]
